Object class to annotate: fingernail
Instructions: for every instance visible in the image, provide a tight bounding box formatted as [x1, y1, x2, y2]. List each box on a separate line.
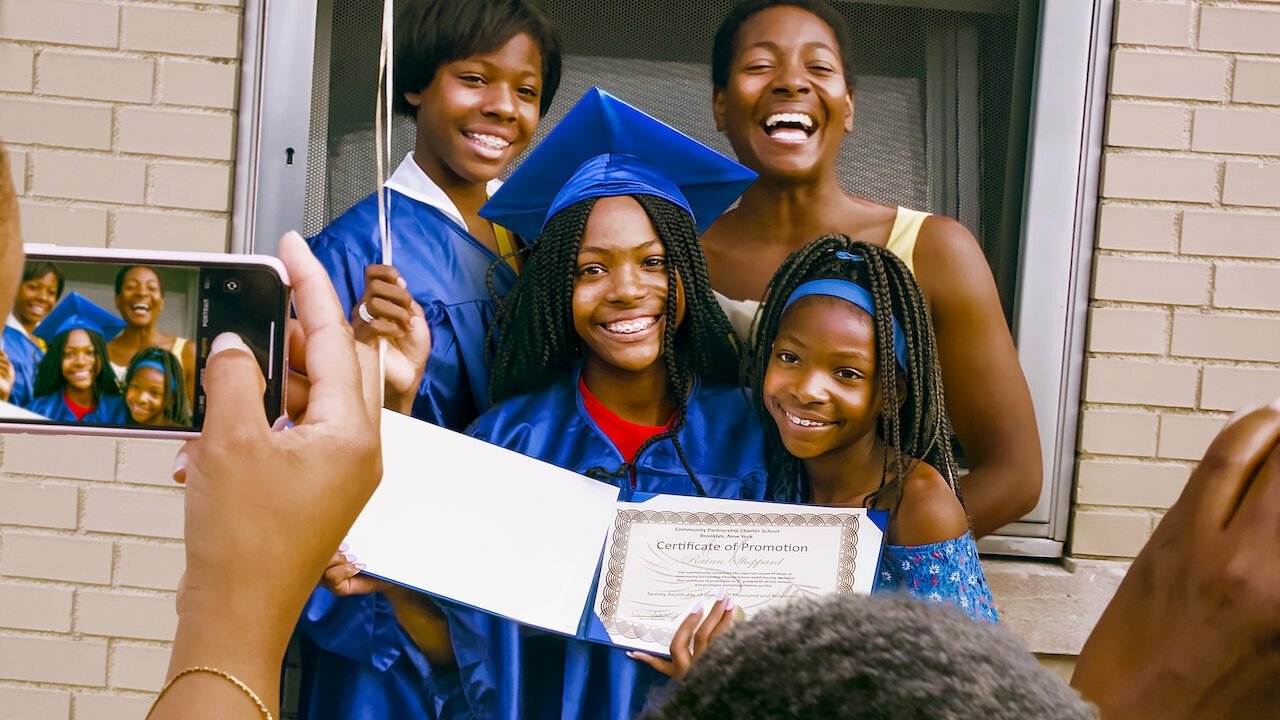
[686, 599, 705, 617]
[209, 332, 250, 358]
[355, 563, 366, 570]
[725, 595, 735, 611]
[716, 586, 727, 601]
[625, 651, 637, 659]
[271, 414, 290, 432]
[343, 553, 358, 563]
[170, 452, 188, 480]
[397, 277, 407, 289]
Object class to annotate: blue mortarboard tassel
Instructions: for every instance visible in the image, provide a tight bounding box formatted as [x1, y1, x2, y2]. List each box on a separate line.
[480, 88, 758, 240]
[33, 291, 127, 345]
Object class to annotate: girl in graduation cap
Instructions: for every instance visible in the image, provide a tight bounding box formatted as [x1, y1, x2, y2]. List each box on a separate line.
[26, 292, 128, 424]
[321, 88, 769, 719]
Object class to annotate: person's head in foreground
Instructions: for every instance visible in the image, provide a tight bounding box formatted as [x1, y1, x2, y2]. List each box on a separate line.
[646, 593, 1095, 720]
[481, 88, 754, 482]
[124, 346, 188, 426]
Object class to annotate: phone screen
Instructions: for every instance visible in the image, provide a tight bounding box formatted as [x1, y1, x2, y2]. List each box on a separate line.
[0, 254, 288, 433]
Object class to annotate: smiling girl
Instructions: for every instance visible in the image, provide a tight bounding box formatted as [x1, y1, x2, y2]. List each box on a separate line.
[27, 292, 127, 424]
[123, 347, 188, 427]
[752, 237, 996, 621]
[321, 88, 766, 718]
[1, 261, 64, 407]
[702, 0, 1042, 538]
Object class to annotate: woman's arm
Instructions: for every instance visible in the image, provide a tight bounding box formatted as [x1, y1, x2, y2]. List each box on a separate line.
[912, 216, 1043, 537]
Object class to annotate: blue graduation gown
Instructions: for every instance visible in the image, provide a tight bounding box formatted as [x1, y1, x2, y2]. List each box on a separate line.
[26, 392, 126, 424]
[296, 189, 517, 720]
[2, 325, 42, 408]
[307, 189, 517, 431]
[424, 371, 768, 720]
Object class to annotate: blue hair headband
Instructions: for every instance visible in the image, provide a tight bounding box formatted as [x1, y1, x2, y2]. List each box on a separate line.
[131, 359, 177, 393]
[781, 256, 908, 371]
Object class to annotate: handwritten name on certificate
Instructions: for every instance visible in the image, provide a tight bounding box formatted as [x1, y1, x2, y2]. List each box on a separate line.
[592, 495, 885, 654]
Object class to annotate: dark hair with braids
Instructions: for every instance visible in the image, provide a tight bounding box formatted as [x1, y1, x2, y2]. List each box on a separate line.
[124, 346, 189, 426]
[486, 194, 740, 493]
[33, 329, 121, 401]
[745, 236, 961, 519]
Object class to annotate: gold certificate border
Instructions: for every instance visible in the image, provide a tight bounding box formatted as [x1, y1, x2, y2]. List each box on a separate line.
[599, 510, 861, 645]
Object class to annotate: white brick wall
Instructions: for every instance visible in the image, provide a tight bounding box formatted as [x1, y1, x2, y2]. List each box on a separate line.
[1, 0, 241, 712]
[1078, 0, 1280, 560]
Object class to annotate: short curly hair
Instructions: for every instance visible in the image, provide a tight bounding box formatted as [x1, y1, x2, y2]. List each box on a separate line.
[645, 593, 1096, 720]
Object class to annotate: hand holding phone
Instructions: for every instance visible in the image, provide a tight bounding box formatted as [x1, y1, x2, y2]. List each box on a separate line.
[0, 245, 289, 437]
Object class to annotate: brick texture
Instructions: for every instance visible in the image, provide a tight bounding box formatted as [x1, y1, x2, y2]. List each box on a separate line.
[1234, 59, 1280, 105]
[1082, 0, 1280, 568]
[1095, 204, 1177, 251]
[0, 0, 241, 708]
[1113, 1, 1192, 47]
[1110, 49, 1228, 101]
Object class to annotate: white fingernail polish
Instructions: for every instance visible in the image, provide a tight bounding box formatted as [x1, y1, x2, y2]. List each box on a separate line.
[343, 553, 357, 563]
[170, 452, 188, 480]
[725, 595, 735, 611]
[716, 586, 727, 601]
[209, 333, 250, 358]
[686, 599, 704, 617]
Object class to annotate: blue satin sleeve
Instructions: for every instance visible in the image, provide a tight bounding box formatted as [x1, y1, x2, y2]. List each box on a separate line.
[2, 327, 40, 408]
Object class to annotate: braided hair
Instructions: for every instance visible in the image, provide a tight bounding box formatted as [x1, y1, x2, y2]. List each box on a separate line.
[745, 236, 961, 518]
[33, 329, 122, 401]
[486, 194, 740, 493]
[124, 346, 189, 425]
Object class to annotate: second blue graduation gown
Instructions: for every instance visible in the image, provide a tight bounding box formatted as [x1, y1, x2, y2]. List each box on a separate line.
[296, 186, 517, 720]
[26, 392, 126, 424]
[3, 325, 42, 408]
[423, 371, 768, 720]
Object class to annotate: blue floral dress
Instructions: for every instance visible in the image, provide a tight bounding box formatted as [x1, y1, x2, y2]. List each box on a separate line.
[873, 531, 999, 624]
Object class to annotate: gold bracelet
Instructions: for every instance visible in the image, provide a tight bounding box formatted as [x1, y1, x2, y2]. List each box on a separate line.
[146, 665, 273, 720]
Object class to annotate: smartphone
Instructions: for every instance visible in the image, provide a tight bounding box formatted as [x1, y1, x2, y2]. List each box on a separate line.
[0, 244, 290, 438]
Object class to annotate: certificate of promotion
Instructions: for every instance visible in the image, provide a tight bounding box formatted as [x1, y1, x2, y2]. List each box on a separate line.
[348, 410, 887, 652]
[590, 494, 885, 654]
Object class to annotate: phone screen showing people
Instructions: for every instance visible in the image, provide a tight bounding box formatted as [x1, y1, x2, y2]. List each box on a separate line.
[0, 256, 287, 432]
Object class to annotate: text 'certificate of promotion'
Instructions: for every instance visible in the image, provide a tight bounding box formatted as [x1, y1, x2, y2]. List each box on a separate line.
[593, 494, 885, 655]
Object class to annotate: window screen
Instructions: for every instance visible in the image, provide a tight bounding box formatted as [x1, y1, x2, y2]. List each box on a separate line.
[303, 0, 1037, 315]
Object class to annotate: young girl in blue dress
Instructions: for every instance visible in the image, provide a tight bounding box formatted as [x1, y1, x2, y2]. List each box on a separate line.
[123, 347, 188, 427]
[322, 88, 766, 719]
[27, 292, 127, 424]
[749, 236, 996, 621]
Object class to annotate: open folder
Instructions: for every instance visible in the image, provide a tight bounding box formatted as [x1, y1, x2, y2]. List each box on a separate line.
[345, 409, 887, 655]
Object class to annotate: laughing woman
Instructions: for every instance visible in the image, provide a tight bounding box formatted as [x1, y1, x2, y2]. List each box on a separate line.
[106, 265, 197, 409]
[701, 0, 1042, 537]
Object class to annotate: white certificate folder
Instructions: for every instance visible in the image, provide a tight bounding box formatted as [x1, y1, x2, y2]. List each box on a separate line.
[345, 409, 888, 651]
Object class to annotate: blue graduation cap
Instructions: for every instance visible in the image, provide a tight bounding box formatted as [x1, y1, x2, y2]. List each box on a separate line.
[33, 291, 126, 345]
[481, 87, 757, 239]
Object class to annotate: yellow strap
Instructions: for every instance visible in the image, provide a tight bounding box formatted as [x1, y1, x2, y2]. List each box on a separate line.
[494, 225, 520, 274]
[884, 207, 929, 276]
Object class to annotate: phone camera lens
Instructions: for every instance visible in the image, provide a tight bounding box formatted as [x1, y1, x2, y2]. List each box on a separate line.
[223, 279, 241, 293]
